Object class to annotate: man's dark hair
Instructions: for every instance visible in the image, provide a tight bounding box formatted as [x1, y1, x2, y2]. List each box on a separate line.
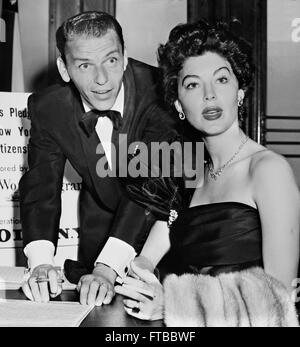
[56, 11, 124, 62]
[157, 20, 253, 119]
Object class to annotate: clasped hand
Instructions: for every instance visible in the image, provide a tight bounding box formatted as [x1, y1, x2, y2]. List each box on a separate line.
[22, 263, 116, 306]
[77, 263, 116, 306]
[115, 260, 164, 321]
[22, 264, 63, 302]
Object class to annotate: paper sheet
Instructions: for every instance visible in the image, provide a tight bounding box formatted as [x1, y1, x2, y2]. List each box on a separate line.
[0, 267, 26, 289]
[0, 299, 94, 327]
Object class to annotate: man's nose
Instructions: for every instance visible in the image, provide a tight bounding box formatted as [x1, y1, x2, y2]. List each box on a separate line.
[95, 66, 108, 85]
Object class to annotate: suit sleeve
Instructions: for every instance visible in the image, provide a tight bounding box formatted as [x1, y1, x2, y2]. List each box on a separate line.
[108, 103, 178, 253]
[19, 94, 66, 250]
[108, 196, 156, 254]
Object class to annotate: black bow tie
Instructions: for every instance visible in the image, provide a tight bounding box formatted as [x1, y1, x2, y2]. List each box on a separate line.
[79, 110, 122, 136]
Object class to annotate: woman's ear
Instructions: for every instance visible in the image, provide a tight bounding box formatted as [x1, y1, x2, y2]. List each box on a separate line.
[57, 56, 71, 83]
[237, 89, 245, 103]
[174, 100, 183, 114]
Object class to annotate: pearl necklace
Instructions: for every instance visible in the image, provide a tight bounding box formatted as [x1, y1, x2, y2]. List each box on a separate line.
[208, 135, 249, 180]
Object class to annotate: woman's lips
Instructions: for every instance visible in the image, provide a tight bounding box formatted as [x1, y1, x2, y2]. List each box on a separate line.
[202, 107, 223, 120]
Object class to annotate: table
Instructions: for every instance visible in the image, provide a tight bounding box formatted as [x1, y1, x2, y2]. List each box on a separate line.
[0, 290, 164, 327]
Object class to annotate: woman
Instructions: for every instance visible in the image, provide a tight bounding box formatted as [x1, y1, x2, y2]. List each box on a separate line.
[115, 21, 300, 326]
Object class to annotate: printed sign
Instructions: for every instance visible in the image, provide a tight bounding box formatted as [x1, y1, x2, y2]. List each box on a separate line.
[0, 92, 80, 266]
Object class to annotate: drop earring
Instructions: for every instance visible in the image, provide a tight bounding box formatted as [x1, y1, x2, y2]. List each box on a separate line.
[179, 111, 186, 120]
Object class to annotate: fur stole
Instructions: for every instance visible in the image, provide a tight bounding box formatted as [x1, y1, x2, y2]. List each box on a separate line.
[163, 267, 299, 327]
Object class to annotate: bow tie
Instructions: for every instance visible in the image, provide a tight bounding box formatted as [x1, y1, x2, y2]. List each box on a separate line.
[79, 110, 122, 136]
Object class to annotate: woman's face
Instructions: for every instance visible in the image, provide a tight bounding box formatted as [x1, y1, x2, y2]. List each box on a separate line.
[176, 51, 243, 136]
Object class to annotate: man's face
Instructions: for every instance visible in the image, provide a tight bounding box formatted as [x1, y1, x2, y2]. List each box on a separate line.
[58, 29, 127, 111]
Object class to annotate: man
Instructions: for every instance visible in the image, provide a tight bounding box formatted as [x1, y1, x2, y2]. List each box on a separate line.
[19, 11, 177, 306]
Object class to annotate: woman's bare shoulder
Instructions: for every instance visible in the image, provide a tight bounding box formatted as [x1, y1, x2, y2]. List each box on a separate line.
[249, 147, 296, 184]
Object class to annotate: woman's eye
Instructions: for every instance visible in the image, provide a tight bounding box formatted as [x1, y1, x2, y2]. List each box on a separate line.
[217, 76, 228, 83]
[186, 82, 199, 89]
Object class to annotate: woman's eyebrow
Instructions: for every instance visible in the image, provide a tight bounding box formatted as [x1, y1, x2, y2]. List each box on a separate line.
[181, 66, 231, 85]
[213, 66, 231, 75]
[182, 74, 200, 85]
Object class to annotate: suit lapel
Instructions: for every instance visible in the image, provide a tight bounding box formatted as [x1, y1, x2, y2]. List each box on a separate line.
[111, 62, 139, 177]
[119, 60, 150, 143]
[72, 89, 121, 211]
[123, 62, 136, 132]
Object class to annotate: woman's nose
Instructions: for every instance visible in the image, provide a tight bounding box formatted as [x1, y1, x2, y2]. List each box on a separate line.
[203, 84, 216, 101]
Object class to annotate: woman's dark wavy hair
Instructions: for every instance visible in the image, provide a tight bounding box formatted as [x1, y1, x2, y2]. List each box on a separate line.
[157, 20, 254, 120]
[56, 11, 124, 63]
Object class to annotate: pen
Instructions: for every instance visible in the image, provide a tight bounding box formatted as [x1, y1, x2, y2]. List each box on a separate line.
[35, 278, 64, 284]
[24, 266, 65, 284]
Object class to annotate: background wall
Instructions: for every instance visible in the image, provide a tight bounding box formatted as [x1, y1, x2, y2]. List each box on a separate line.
[18, 0, 49, 92]
[117, 0, 187, 66]
[267, 0, 300, 116]
[266, 0, 300, 186]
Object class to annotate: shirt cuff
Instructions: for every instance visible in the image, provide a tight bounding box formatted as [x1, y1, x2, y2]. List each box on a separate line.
[95, 237, 137, 278]
[23, 240, 55, 270]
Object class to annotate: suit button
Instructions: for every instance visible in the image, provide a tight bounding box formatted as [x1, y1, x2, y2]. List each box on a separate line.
[145, 209, 151, 216]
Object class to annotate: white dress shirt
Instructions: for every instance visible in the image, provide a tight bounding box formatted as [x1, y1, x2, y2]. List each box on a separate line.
[24, 84, 136, 279]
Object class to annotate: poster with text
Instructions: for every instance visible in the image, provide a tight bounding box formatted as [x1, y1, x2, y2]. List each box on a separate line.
[0, 92, 80, 266]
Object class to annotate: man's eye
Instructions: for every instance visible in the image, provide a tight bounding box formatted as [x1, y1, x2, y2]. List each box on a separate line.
[107, 57, 118, 64]
[79, 63, 90, 70]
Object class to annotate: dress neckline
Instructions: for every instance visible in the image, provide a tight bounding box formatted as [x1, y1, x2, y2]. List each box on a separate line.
[188, 201, 258, 212]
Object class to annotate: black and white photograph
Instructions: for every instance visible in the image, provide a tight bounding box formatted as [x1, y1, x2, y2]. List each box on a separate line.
[0, 0, 300, 330]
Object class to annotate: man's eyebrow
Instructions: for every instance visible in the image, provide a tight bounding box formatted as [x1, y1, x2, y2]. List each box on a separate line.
[73, 57, 90, 62]
[104, 49, 121, 57]
[72, 49, 121, 62]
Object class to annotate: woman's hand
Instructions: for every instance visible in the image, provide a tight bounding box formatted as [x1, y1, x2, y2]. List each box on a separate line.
[127, 255, 155, 278]
[115, 261, 164, 321]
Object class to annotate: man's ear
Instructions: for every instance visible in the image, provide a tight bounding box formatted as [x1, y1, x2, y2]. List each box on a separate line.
[57, 56, 70, 83]
[123, 48, 128, 71]
[174, 100, 183, 114]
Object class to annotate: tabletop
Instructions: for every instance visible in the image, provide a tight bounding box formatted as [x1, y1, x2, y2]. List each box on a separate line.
[0, 289, 164, 327]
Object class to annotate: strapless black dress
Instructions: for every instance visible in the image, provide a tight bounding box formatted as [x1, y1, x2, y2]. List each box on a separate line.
[166, 202, 263, 276]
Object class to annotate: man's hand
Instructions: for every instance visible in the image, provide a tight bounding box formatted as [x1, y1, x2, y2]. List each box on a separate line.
[77, 263, 117, 306]
[22, 264, 63, 302]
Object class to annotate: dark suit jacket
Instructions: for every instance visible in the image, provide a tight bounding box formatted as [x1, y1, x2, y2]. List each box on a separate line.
[19, 58, 178, 281]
